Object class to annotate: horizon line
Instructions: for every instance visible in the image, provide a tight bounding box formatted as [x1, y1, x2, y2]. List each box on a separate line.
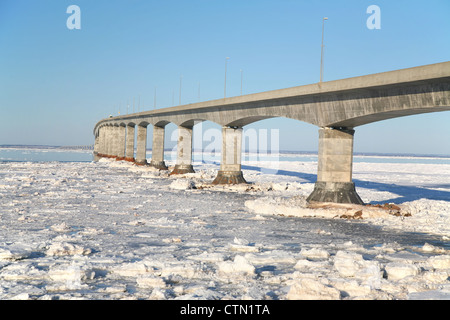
[1, 144, 449, 158]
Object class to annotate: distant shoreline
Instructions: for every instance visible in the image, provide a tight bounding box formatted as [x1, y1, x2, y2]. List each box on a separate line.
[1, 144, 449, 159]
[0, 144, 93, 150]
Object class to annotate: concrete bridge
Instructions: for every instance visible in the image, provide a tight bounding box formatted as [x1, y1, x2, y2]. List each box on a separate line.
[93, 61, 450, 204]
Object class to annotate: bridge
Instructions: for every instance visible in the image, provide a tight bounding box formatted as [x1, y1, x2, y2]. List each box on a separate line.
[93, 61, 450, 205]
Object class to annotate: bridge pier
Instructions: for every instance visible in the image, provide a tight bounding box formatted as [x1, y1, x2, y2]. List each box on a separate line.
[212, 126, 247, 184]
[103, 126, 111, 158]
[108, 126, 114, 158]
[307, 127, 364, 205]
[95, 127, 105, 160]
[105, 126, 112, 157]
[108, 125, 115, 158]
[116, 125, 126, 161]
[93, 131, 100, 161]
[97, 127, 106, 158]
[111, 125, 119, 159]
[125, 124, 135, 162]
[135, 124, 148, 165]
[171, 125, 195, 175]
[150, 125, 168, 170]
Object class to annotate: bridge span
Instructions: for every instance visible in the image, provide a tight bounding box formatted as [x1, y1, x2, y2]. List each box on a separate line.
[93, 61, 450, 204]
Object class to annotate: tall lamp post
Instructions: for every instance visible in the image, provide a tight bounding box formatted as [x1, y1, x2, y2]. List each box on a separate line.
[224, 57, 230, 98]
[320, 17, 328, 83]
[179, 75, 183, 105]
[240, 69, 243, 96]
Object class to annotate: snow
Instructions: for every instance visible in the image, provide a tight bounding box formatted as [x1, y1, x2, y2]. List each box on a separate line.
[0, 156, 449, 300]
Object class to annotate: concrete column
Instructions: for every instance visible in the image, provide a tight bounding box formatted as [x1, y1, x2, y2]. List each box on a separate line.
[116, 125, 126, 161]
[135, 124, 148, 165]
[150, 125, 168, 170]
[106, 126, 114, 157]
[108, 126, 114, 157]
[170, 125, 195, 174]
[306, 127, 364, 204]
[98, 127, 105, 157]
[97, 127, 103, 158]
[212, 126, 247, 184]
[108, 126, 115, 157]
[93, 131, 100, 161]
[125, 124, 135, 162]
[103, 127, 109, 157]
[112, 126, 120, 158]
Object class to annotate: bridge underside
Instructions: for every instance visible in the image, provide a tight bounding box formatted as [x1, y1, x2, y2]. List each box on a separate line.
[328, 106, 450, 128]
[94, 73, 450, 132]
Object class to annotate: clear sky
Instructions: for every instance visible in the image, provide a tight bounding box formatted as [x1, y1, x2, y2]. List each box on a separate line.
[1, 0, 449, 155]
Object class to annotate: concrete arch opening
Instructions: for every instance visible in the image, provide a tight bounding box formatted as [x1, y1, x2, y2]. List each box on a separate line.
[241, 117, 318, 154]
[165, 122, 178, 163]
[354, 112, 450, 156]
[191, 121, 222, 165]
[169, 119, 222, 175]
[211, 116, 319, 185]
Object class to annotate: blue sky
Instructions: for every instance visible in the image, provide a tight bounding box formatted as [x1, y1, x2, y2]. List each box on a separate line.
[0, 0, 449, 155]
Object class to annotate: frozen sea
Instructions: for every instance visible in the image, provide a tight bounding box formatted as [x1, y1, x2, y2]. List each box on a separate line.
[0, 147, 449, 301]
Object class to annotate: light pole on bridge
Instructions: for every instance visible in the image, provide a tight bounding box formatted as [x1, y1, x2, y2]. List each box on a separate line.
[240, 69, 243, 96]
[320, 17, 328, 83]
[179, 75, 183, 105]
[224, 57, 230, 98]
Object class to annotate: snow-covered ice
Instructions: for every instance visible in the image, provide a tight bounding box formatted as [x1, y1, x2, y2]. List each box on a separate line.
[0, 156, 449, 300]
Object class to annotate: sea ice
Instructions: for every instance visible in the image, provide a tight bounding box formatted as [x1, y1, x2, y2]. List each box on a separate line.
[333, 250, 382, 288]
[300, 248, 330, 260]
[0, 156, 449, 300]
[46, 242, 92, 256]
[427, 255, 450, 269]
[169, 179, 196, 190]
[217, 255, 256, 278]
[0, 244, 32, 261]
[286, 278, 341, 300]
[384, 263, 421, 281]
[136, 274, 167, 288]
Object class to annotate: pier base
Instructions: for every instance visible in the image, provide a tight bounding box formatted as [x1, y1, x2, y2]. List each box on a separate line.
[212, 170, 247, 185]
[135, 159, 148, 166]
[150, 160, 169, 170]
[170, 164, 195, 175]
[306, 182, 364, 205]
